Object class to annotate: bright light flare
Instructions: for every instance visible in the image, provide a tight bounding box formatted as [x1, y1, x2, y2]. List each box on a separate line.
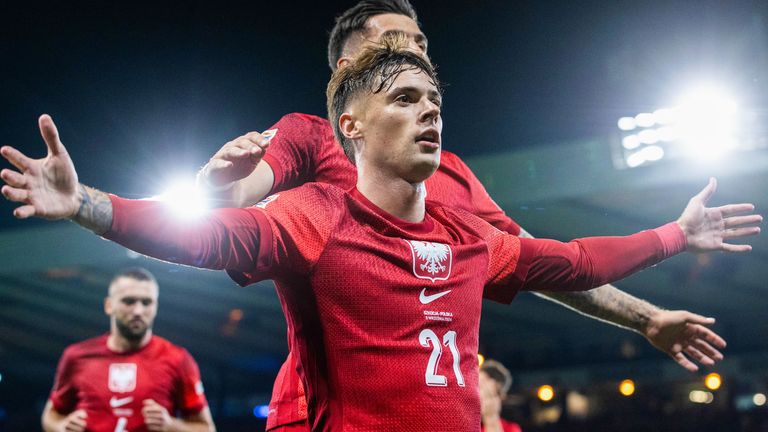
[754, 393, 766, 406]
[705, 373, 722, 391]
[674, 85, 740, 160]
[477, 353, 485, 367]
[538, 385, 555, 402]
[158, 180, 210, 219]
[690, 390, 714, 404]
[619, 379, 635, 397]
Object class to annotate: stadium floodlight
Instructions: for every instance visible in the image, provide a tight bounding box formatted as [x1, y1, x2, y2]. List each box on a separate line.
[614, 82, 745, 169]
[754, 393, 767, 407]
[157, 179, 210, 219]
[689, 390, 714, 404]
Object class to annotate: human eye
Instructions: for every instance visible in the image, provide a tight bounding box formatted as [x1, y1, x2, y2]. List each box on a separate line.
[394, 94, 411, 104]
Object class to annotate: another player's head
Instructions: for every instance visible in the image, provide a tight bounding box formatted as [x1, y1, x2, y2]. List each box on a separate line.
[479, 359, 513, 399]
[327, 33, 442, 182]
[328, 0, 427, 71]
[104, 267, 159, 343]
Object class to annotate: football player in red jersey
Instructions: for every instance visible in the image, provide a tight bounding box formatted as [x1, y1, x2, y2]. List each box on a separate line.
[195, 1, 737, 430]
[1, 35, 760, 431]
[40, 268, 215, 432]
[479, 360, 522, 432]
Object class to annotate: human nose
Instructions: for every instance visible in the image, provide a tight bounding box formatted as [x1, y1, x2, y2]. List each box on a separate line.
[419, 100, 440, 125]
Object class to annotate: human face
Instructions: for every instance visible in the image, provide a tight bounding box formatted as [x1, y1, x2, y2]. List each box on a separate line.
[351, 67, 442, 183]
[105, 277, 158, 342]
[339, 13, 428, 68]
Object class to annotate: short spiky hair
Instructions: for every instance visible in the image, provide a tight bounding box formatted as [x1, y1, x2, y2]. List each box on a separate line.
[327, 0, 419, 71]
[326, 32, 441, 163]
[111, 267, 157, 285]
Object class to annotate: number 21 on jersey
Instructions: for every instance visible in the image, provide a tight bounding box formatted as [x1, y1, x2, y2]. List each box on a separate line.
[419, 328, 465, 387]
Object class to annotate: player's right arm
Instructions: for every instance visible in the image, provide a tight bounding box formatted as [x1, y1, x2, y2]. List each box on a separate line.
[42, 400, 87, 432]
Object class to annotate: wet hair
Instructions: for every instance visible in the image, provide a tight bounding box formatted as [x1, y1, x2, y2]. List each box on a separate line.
[327, 0, 419, 70]
[481, 359, 513, 396]
[326, 32, 441, 163]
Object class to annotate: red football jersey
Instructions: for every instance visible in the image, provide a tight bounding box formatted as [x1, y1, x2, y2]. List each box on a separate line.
[49, 335, 207, 432]
[260, 112, 520, 430]
[105, 184, 683, 431]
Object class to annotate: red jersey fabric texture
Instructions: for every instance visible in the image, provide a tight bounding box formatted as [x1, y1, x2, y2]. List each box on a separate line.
[260, 112, 519, 430]
[49, 335, 207, 432]
[104, 184, 685, 431]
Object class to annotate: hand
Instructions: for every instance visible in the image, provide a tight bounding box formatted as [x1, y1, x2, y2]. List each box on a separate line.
[644, 310, 726, 372]
[59, 409, 87, 432]
[142, 399, 174, 431]
[676, 178, 762, 253]
[1, 114, 81, 219]
[199, 131, 273, 188]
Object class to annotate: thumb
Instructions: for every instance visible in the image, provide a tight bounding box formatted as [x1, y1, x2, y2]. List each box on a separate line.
[38, 114, 65, 156]
[74, 409, 87, 418]
[681, 311, 715, 326]
[692, 177, 717, 205]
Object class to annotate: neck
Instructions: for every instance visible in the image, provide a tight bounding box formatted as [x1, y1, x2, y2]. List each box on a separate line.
[356, 167, 426, 223]
[107, 329, 152, 352]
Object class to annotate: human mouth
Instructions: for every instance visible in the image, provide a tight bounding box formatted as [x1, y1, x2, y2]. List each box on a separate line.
[415, 129, 440, 150]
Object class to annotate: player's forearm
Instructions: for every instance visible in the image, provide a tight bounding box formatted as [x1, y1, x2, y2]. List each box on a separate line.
[535, 285, 660, 334]
[70, 184, 113, 235]
[197, 163, 274, 209]
[519, 222, 686, 292]
[41, 401, 66, 432]
[481, 416, 504, 432]
[103, 195, 262, 272]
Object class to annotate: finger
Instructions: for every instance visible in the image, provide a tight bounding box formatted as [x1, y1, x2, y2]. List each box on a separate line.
[718, 203, 756, 216]
[723, 214, 763, 228]
[206, 159, 233, 172]
[1, 185, 29, 203]
[722, 226, 761, 239]
[243, 131, 274, 148]
[13, 205, 37, 219]
[692, 177, 717, 205]
[0, 146, 33, 172]
[692, 338, 724, 362]
[721, 243, 752, 253]
[677, 311, 715, 326]
[672, 351, 698, 373]
[39, 114, 65, 156]
[224, 145, 252, 160]
[0, 168, 26, 188]
[683, 345, 714, 366]
[693, 325, 727, 349]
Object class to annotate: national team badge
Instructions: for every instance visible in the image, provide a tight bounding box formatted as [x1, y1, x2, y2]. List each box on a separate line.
[255, 194, 279, 209]
[405, 240, 452, 282]
[108, 363, 137, 393]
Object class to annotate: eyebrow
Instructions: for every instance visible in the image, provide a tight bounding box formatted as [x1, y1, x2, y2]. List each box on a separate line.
[389, 85, 441, 100]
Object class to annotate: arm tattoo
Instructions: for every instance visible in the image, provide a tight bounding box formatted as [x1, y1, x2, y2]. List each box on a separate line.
[517, 226, 660, 334]
[71, 184, 113, 235]
[535, 285, 659, 333]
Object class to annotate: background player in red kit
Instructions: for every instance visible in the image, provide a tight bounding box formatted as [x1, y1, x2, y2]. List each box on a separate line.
[1, 36, 760, 431]
[196, 1, 734, 430]
[41, 268, 216, 432]
[479, 360, 522, 432]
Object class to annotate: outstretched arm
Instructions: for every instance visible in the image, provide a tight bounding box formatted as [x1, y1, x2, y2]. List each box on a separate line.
[1, 115, 262, 271]
[517, 228, 727, 372]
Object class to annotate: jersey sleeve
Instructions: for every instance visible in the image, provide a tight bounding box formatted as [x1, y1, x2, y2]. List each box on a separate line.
[104, 185, 342, 287]
[227, 184, 343, 285]
[442, 152, 521, 235]
[260, 113, 332, 194]
[174, 350, 208, 416]
[486, 222, 687, 303]
[49, 347, 78, 414]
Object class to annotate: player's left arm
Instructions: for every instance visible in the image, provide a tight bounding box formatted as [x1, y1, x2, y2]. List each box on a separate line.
[518, 227, 727, 372]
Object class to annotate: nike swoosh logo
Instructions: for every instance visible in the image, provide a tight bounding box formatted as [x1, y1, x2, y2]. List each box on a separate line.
[109, 396, 134, 408]
[419, 288, 452, 304]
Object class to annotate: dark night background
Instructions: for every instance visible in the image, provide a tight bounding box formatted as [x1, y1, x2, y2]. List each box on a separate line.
[1, 1, 767, 430]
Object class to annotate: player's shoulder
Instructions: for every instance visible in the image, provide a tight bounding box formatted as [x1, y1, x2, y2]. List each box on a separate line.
[428, 201, 502, 236]
[147, 336, 194, 361]
[437, 149, 471, 171]
[266, 182, 347, 204]
[62, 334, 108, 358]
[278, 112, 331, 130]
